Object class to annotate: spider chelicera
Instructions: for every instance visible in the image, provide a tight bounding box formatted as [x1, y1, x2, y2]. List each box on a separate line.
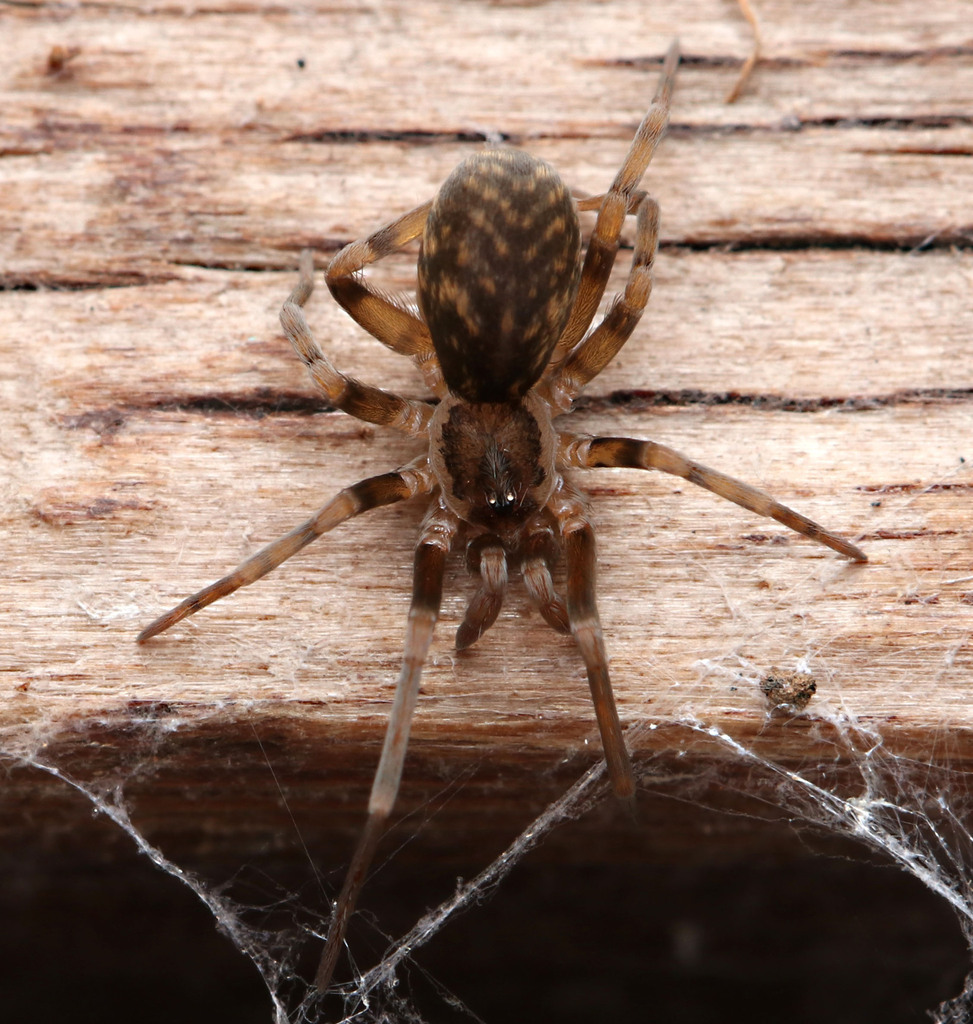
[138, 40, 866, 992]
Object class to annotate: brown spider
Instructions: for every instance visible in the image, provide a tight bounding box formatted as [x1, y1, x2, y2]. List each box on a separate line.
[138, 40, 865, 993]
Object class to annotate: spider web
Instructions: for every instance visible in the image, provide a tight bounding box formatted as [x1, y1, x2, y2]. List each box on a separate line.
[5, 669, 973, 1024]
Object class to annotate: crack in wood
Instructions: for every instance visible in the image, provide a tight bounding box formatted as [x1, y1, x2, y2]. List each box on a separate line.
[581, 386, 973, 414]
[597, 45, 973, 69]
[59, 386, 973, 434]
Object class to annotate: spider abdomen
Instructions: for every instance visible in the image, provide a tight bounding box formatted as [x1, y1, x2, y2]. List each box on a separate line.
[418, 150, 582, 403]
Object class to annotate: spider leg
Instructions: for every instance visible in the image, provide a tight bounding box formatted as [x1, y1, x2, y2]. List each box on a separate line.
[522, 513, 570, 634]
[455, 535, 508, 650]
[548, 194, 660, 408]
[561, 434, 868, 562]
[550, 487, 635, 799]
[281, 252, 436, 433]
[325, 201, 447, 396]
[551, 39, 678, 363]
[326, 200, 432, 356]
[316, 499, 458, 992]
[137, 460, 435, 642]
[573, 189, 646, 215]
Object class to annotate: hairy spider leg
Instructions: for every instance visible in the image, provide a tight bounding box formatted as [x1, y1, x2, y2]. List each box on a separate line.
[552, 38, 678, 362]
[550, 485, 635, 798]
[324, 202, 447, 395]
[561, 434, 868, 562]
[137, 461, 435, 642]
[281, 252, 435, 432]
[550, 195, 660, 406]
[573, 189, 646, 216]
[316, 500, 459, 992]
[455, 535, 508, 650]
[325, 201, 433, 357]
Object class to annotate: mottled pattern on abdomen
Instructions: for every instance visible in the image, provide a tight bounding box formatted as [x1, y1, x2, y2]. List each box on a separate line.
[418, 150, 582, 403]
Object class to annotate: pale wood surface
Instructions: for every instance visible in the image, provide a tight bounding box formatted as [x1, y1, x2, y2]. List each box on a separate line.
[2, 0, 971, 880]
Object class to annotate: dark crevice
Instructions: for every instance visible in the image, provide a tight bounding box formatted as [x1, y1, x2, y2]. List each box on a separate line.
[164, 256, 324, 272]
[867, 528, 959, 541]
[666, 114, 973, 137]
[831, 45, 973, 61]
[167, 246, 345, 272]
[285, 128, 512, 146]
[599, 45, 973, 71]
[61, 392, 332, 434]
[137, 390, 334, 419]
[799, 114, 973, 130]
[10, 112, 969, 162]
[578, 386, 973, 415]
[284, 114, 973, 150]
[154, 230, 973, 268]
[890, 147, 973, 157]
[0, 273, 182, 292]
[660, 230, 972, 254]
[599, 53, 806, 71]
[66, 386, 973, 436]
[858, 479, 972, 495]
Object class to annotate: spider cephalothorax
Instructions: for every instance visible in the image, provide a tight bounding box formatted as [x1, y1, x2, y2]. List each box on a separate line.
[139, 41, 865, 995]
[432, 395, 556, 531]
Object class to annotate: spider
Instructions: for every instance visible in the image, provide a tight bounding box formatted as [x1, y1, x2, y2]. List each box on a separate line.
[138, 40, 866, 993]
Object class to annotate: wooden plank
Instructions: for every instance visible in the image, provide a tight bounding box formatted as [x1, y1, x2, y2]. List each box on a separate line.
[1, 0, 971, 1008]
[4, 125, 973, 284]
[3, 2, 972, 283]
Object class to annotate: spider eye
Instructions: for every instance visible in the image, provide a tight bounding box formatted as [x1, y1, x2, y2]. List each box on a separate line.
[483, 487, 519, 513]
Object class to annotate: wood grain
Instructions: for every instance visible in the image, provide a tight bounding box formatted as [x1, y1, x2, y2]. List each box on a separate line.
[1, 0, 971, 967]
